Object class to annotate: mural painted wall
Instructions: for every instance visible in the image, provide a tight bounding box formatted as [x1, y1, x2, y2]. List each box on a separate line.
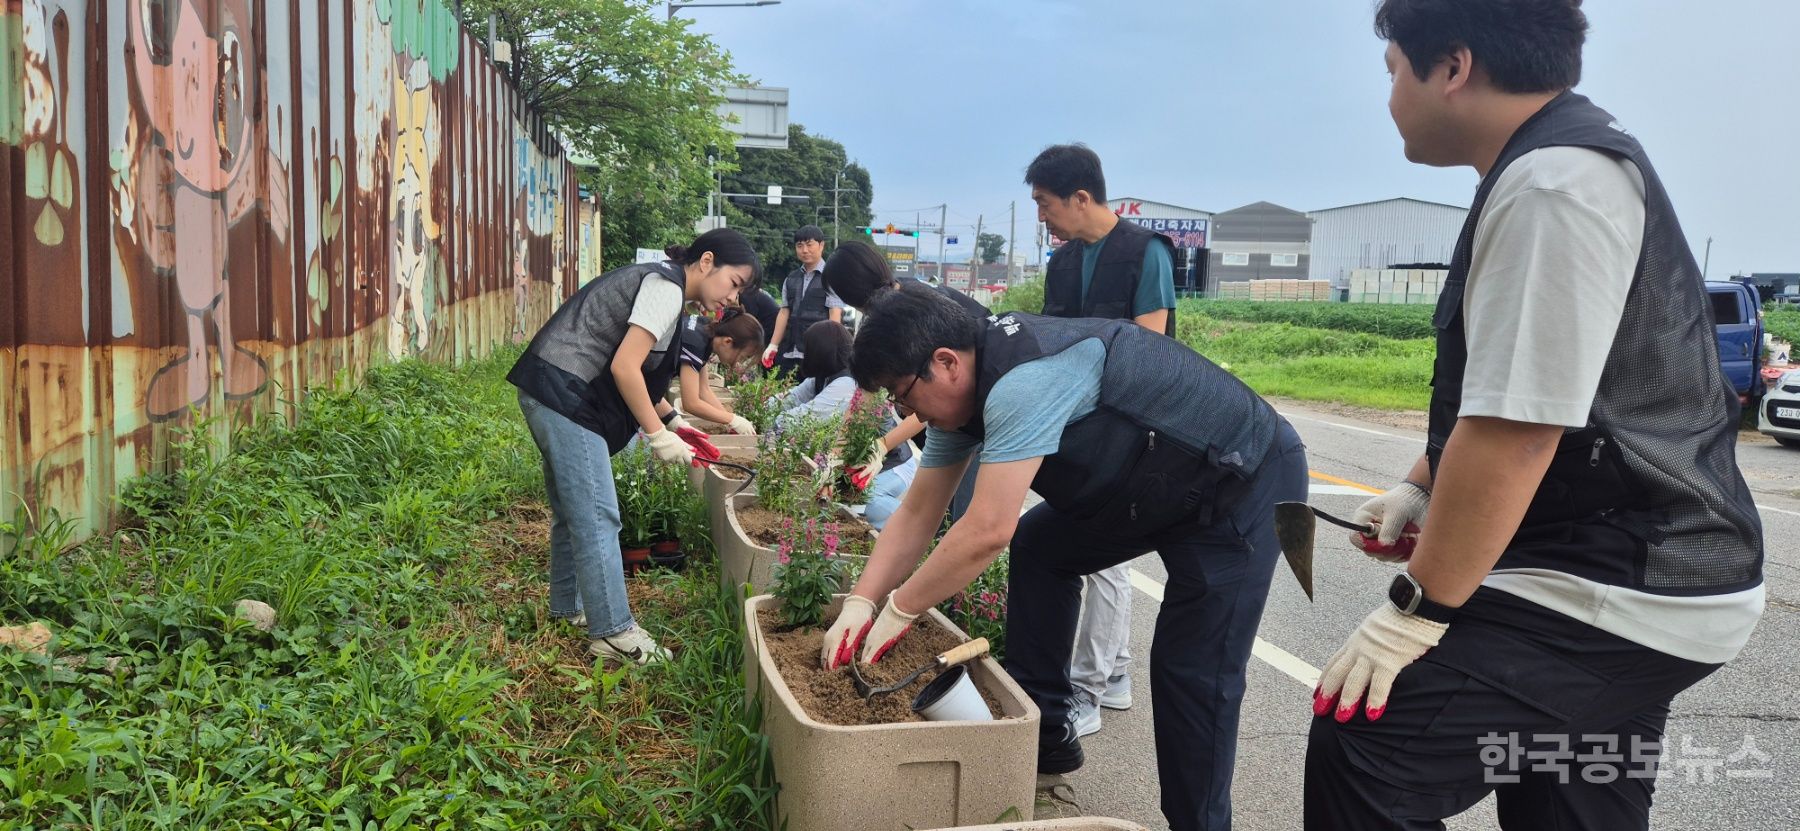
[1, 0, 603, 537]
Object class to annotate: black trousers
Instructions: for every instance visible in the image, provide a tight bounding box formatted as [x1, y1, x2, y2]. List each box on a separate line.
[1004, 420, 1308, 831]
[1304, 588, 1720, 830]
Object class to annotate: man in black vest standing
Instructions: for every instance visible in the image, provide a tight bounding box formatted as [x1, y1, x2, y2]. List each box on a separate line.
[1305, 3, 1764, 828]
[1027, 143, 1180, 742]
[821, 284, 1309, 831]
[762, 225, 844, 376]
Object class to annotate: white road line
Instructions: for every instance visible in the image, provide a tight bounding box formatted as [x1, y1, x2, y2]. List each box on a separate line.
[1309, 484, 1375, 497]
[1278, 410, 1423, 443]
[1127, 568, 1320, 689]
[1757, 502, 1800, 519]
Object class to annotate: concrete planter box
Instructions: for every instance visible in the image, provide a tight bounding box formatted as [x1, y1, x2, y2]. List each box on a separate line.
[687, 433, 757, 492]
[718, 493, 870, 595]
[744, 594, 1040, 831]
[701, 447, 758, 548]
[922, 820, 1149, 831]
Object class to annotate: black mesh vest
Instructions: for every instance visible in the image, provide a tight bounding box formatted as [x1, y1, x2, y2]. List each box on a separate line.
[1043, 219, 1176, 336]
[957, 313, 1276, 538]
[508, 262, 686, 453]
[781, 266, 831, 353]
[1428, 91, 1762, 596]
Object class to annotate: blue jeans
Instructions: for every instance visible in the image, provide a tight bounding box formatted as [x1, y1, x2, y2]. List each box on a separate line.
[518, 391, 636, 639]
[864, 456, 919, 531]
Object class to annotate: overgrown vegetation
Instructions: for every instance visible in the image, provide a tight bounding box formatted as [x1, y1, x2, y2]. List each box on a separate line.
[1177, 315, 1435, 411]
[1178, 299, 1437, 340]
[0, 351, 777, 829]
[1765, 303, 1800, 348]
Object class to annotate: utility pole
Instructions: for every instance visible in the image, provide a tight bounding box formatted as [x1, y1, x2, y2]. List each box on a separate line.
[1007, 200, 1016, 284]
[832, 170, 841, 247]
[938, 204, 947, 284]
[973, 214, 984, 293]
[914, 211, 922, 272]
[1703, 236, 1713, 280]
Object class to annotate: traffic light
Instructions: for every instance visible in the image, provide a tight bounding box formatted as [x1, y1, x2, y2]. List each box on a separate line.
[860, 225, 918, 237]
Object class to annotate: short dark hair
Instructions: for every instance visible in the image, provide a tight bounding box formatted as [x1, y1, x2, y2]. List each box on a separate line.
[1025, 144, 1107, 205]
[821, 241, 896, 309]
[850, 281, 983, 391]
[1375, 0, 1587, 93]
[793, 225, 826, 244]
[797, 320, 853, 388]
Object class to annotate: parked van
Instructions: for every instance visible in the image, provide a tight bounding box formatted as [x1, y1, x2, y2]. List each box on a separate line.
[1706, 280, 1764, 404]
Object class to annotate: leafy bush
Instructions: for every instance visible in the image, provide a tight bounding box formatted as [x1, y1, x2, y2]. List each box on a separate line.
[1766, 304, 1800, 348]
[992, 277, 1045, 315]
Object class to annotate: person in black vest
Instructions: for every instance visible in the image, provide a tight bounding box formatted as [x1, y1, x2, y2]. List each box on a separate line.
[1027, 143, 1179, 740]
[822, 240, 987, 516]
[674, 310, 764, 433]
[761, 225, 845, 376]
[1305, 3, 1765, 828]
[820, 283, 1308, 831]
[508, 228, 758, 666]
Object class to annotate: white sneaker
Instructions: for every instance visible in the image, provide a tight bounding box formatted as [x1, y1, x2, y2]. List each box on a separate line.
[1070, 694, 1103, 737]
[1099, 673, 1132, 710]
[563, 613, 587, 629]
[588, 625, 670, 666]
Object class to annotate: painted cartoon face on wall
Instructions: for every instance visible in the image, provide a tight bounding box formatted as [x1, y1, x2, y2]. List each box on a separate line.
[129, 0, 255, 194]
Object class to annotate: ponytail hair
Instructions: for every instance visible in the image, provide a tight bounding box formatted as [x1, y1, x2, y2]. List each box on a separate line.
[665, 227, 761, 275]
[705, 307, 765, 351]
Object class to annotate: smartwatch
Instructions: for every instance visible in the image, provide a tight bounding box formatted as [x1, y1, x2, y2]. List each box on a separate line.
[1388, 572, 1458, 624]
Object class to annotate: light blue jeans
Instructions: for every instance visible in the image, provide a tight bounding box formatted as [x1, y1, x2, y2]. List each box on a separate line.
[518, 391, 635, 639]
[864, 455, 919, 531]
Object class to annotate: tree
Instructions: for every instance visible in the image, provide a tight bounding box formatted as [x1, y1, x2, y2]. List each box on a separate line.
[460, 0, 745, 268]
[977, 232, 1006, 264]
[723, 124, 874, 286]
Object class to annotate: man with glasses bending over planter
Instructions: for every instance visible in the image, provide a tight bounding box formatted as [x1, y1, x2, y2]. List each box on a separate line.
[819, 281, 1309, 831]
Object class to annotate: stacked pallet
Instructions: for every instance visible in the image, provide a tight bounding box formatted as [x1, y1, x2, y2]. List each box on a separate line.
[1348, 269, 1448, 304]
[1223, 279, 1332, 302]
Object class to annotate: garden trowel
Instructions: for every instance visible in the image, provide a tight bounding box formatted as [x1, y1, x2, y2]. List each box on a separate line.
[1272, 502, 1375, 602]
[850, 637, 990, 700]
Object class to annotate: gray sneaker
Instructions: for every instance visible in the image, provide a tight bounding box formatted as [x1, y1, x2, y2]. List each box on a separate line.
[1071, 693, 1103, 737]
[562, 613, 587, 630]
[588, 625, 670, 666]
[1100, 672, 1132, 710]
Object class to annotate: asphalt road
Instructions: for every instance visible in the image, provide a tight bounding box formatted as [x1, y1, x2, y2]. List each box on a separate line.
[1042, 402, 1800, 830]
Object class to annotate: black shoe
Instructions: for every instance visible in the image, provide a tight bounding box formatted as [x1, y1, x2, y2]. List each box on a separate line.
[1037, 733, 1084, 775]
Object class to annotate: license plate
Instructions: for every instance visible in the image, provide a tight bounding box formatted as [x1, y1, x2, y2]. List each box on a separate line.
[1779, 407, 1800, 420]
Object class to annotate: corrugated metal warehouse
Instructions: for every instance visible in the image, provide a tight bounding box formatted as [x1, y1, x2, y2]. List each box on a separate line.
[1307, 197, 1468, 284]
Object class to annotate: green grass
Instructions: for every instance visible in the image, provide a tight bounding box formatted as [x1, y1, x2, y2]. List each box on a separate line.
[0, 350, 778, 830]
[1765, 304, 1800, 347]
[1178, 299, 1438, 340]
[1176, 315, 1435, 411]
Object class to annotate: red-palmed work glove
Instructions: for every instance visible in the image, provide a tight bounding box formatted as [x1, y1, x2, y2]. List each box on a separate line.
[821, 595, 876, 670]
[761, 344, 778, 369]
[859, 592, 920, 665]
[663, 413, 720, 464]
[844, 438, 886, 491]
[1349, 481, 1429, 563]
[1313, 603, 1447, 723]
[644, 428, 695, 467]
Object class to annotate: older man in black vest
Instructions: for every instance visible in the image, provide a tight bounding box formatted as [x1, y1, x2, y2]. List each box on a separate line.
[1304, 2, 1765, 828]
[761, 225, 845, 376]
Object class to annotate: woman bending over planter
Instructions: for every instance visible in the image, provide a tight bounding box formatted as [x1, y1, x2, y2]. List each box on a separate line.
[776, 321, 918, 530]
[508, 228, 756, 666]
[676, 309, 765, 434]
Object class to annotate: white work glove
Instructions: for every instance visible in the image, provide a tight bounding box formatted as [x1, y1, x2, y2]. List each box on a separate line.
[1314, 603, 1447, 723]
[844, 438, 886, 491]
[664, 412, 693, 433]
[726, 415, 756, 435]
[821, 595, 876, 670]
[1349, 481, 1430, 563]
[859, 592, 920, 665]
[644, 427, 695, 467]
[761, 344, 779, 369]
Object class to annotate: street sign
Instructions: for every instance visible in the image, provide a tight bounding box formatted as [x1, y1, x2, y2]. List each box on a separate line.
[766, 185, 783, 205]
[946, 236, 958, 245]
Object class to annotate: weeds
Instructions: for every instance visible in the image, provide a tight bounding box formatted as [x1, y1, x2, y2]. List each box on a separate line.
[0, 349, 778, 829]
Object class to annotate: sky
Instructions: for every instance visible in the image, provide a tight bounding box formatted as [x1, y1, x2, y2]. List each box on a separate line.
[681, 0, 1799, 274]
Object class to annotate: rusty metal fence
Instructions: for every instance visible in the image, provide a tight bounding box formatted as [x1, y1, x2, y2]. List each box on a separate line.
[2, 0, 603, 539]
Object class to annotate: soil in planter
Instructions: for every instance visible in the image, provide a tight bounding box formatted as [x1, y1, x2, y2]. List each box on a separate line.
[757, 609, 1010, 726]
[736, 504, 875, 558]
[715, 451, 757, 480]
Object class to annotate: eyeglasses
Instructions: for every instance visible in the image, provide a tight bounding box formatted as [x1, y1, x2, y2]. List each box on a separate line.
[889, 357, 932, 415]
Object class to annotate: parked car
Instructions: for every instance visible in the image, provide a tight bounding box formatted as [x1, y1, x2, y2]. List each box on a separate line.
[1760, 369, 1800, 448]
[1705, 280, 1764, 404]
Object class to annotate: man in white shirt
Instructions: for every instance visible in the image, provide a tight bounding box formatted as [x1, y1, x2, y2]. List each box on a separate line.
[1305, 2, 1764, 829]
